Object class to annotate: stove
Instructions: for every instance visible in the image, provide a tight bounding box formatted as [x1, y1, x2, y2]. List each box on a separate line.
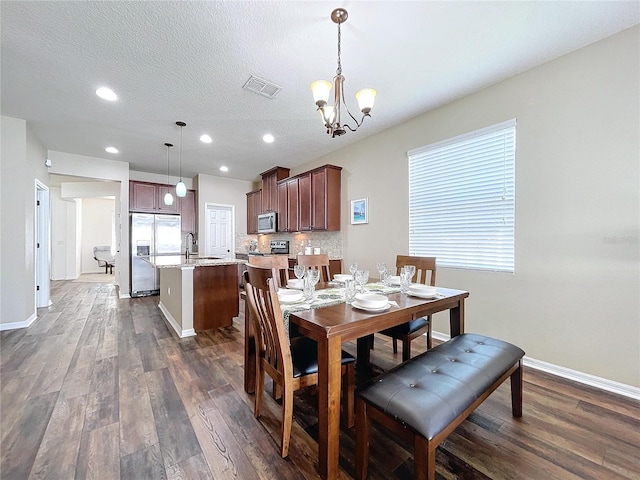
[270, 240, 289, 255]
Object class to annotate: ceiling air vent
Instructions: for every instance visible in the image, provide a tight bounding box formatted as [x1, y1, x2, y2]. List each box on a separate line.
[242, 75, 282, 99]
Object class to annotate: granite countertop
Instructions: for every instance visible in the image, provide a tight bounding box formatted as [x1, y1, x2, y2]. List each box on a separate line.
[235, 252, 342, 260]
[144, 255, 247, 268]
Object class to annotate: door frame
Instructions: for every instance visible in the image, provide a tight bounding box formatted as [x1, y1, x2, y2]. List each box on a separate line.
[35, 179, 51, 308]
[204, 203, 235, 258]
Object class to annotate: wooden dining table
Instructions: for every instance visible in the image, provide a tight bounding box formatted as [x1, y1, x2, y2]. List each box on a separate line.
[242, 284, 469, 480]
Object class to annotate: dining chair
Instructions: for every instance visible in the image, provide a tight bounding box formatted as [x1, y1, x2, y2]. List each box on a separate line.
[248, 255, 290, 287]
[378, 255, 436, 361]
[244, 264, 355, 458]
[296, 253, 331, 282]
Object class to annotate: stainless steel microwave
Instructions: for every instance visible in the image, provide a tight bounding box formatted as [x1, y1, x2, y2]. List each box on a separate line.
[257, 211, 277, 234]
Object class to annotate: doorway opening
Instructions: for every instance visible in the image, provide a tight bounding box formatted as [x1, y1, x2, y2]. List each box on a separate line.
[35, 180, 50, 308]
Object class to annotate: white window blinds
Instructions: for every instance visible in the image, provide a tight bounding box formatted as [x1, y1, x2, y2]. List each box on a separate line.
[408, 119, 516, 272]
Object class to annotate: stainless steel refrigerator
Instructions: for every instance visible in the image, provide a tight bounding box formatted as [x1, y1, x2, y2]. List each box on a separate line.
[130, 213, 181, 297]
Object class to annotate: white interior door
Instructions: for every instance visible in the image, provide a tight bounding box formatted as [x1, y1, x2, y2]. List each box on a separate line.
[205, 204, 234, 258]
[35, 181, 50, 307]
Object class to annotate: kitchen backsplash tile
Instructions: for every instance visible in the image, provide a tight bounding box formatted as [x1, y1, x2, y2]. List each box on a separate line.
[236, 231, 343, 259]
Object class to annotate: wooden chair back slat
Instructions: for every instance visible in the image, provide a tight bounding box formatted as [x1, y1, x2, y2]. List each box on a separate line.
[296, 254, 331, 282]
[395, 255, 436, 286]
[248, 255, 290, 287]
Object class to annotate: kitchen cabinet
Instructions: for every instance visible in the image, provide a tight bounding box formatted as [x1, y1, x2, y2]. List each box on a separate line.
[276, 177, 299, 233]
[246, 189, 262, 234]
[260, 166, 290, 213]
[180, 189, 196, 233]
[298, 165, 342, 231]
[130, 181, 179, 214]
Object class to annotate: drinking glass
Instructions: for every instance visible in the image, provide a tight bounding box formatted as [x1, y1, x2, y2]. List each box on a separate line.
[403, 265, 416, 283]
[349, 262, 358, 279]
[344, 279, 357, 304]
[303, 270, 320, 302]
[382, 269, 392, 287]
[294, 264, 305, 280]
[376, 262, 386, 281]
[355, 269, 369, 293]
[400, 270, 411, 294]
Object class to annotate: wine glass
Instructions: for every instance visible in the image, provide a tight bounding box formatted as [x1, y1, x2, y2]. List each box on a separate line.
[349, 262, 358, 279]
[306, 269, 320, 287]
[304, 269, 320, 301]
[403, 265, 416, 283]
[355, 269, 369, 293]
[376, 262, 386, 281]
[294, 264, 305, 280]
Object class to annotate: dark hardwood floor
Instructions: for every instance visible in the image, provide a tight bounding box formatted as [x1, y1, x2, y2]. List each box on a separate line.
[1, 280, 639, 479]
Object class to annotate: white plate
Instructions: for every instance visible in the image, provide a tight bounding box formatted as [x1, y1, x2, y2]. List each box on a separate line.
[408, 290, 439, 299]
[387, 275, 401, 286]
[277, 289, 303, 303]
[351, 300, 391, 312]
[354, 293, 388, 309]
[333, 274, 352, 283]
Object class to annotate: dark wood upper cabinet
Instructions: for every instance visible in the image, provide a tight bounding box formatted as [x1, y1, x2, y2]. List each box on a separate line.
[247, 164, 341, 233]
[298, 165, 341, 231]
[246, 189, 262, 234]
[277, 177, 300, 233]
[130, 181, 157, 212]
[260, 166, 290, 213]
[157, 185, 180, 213]
[179, 189, 196, 233]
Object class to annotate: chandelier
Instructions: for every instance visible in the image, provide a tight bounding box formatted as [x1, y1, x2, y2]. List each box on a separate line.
[310, 8, 376, 138]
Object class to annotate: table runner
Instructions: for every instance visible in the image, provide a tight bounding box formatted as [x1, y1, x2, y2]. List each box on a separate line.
[279, 282, 401, 337]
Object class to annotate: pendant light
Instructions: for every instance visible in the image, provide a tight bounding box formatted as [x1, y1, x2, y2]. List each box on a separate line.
[163, 142, 174, 206]
[175, 121, 187, 197]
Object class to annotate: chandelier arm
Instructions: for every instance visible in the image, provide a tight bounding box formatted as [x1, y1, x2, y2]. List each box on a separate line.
[339, 84, 365, 131]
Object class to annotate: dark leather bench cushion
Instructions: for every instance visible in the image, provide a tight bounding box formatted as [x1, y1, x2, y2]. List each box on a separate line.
[357, 333, 524, 441]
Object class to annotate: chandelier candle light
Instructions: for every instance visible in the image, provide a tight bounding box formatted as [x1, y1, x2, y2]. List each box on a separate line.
[175, 121, 187, 197]
[310, 8, 376, 137]
[163, 143, 174, 206]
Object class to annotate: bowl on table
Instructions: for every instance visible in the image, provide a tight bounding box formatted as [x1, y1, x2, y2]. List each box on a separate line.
[354, 293, 389, 309]
[408, 284, 438, 298]
[387, 275, 401, 286]
[287, 279, 304, 289]
[277, 289, 304, 303]
[333, 274, 353, 283]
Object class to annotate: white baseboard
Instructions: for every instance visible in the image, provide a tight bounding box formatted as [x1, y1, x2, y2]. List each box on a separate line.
[431, 331, 640, 401]
[0, 312, 38, 331]
[158, 302, 195, 338]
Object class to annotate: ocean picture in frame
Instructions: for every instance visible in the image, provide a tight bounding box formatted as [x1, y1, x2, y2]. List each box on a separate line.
[350, 197, 368, 224]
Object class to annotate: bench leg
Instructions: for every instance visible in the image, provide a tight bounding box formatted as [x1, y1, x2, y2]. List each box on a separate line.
[355, 399, 370, 480]
[414, 435, 435, 480]
[511, 359, 523, 417]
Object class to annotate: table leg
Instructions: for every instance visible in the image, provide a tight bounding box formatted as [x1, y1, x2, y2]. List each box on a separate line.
[449, 298, 465, 337]
[356, 335, 373, 370]
[317, 335, 343, 480]
[244, 299, 256, 393]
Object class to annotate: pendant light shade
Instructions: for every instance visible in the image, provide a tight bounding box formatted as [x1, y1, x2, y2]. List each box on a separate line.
[163, 142, 174, 206]
[176, 121, 187, 197]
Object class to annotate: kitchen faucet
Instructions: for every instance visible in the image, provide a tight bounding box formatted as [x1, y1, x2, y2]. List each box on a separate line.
[186, 232, 195, 258]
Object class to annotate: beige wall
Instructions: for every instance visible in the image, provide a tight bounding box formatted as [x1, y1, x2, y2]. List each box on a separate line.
[195, 173, 253, 241]
[293, 27, 640, 387]
[0, 116, 48, 325]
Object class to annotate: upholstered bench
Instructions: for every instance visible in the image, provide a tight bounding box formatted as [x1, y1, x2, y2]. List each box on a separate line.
[355, 333, 525, 480]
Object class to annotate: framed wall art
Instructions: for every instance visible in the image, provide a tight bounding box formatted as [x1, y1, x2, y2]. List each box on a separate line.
[350, 197, 368, 225]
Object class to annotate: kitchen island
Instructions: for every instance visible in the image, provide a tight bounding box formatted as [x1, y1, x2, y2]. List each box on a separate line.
[146, 255, 246, 337]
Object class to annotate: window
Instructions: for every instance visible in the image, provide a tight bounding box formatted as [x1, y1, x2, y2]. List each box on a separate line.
[408, 119, 516, 272]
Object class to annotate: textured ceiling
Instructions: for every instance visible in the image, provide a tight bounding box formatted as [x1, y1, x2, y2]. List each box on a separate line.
[2, 1, 638, 182]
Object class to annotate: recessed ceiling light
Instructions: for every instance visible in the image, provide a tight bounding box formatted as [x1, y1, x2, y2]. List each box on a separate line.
[220, 166, 229, 172]
[263, 134, 275, 143]
[200, 134, 212, 143]
[96, 87, 117, 101]
[105, 147, 119, 154]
